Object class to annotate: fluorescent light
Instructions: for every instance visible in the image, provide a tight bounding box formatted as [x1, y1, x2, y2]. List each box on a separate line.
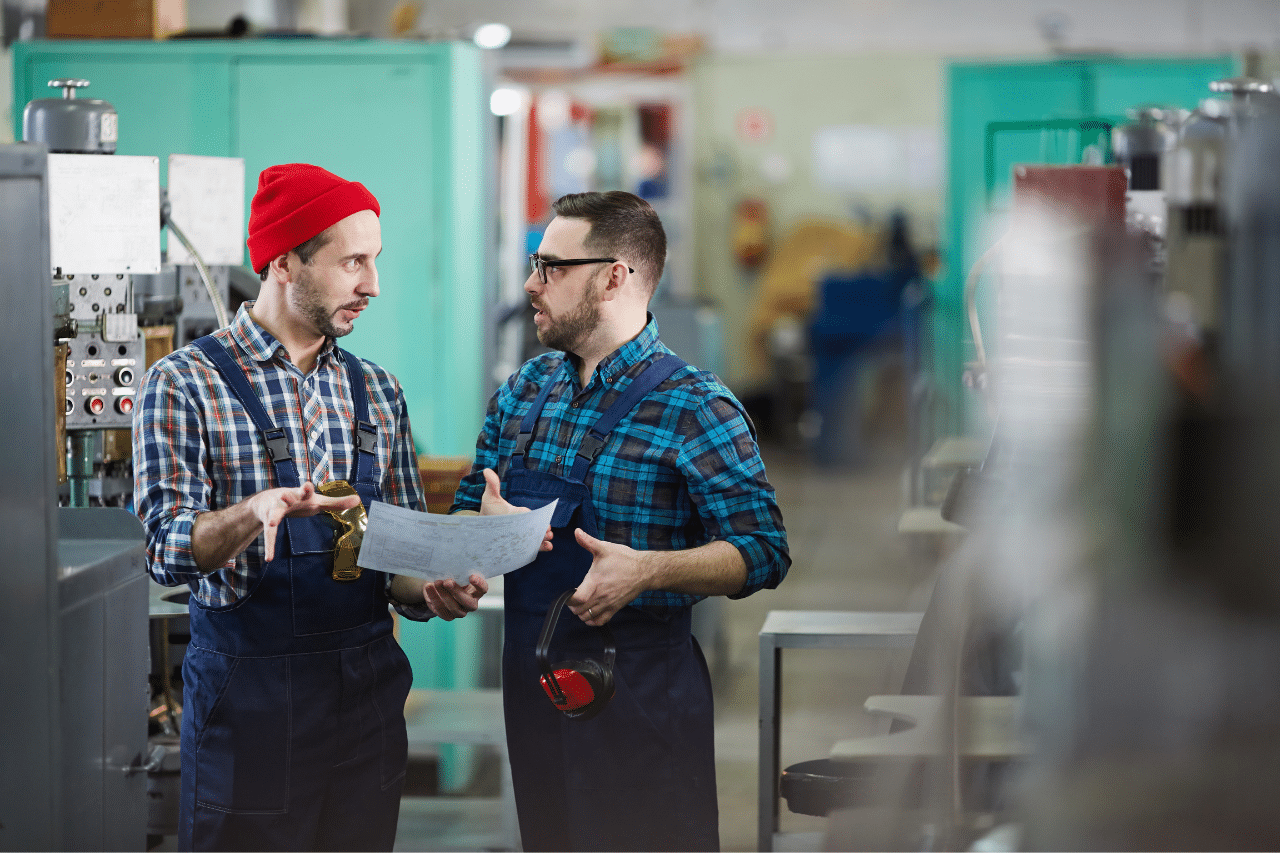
[473, 23, 512, 49]
[490, 87, 525, 116]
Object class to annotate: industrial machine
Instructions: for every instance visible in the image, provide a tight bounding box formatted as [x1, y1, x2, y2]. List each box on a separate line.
[0, 79, 247, 852]
[23, 79, 247, 510]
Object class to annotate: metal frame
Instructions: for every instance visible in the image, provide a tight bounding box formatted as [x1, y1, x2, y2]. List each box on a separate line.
[0, 142, 59, 850]
[757, 610, 923, 852]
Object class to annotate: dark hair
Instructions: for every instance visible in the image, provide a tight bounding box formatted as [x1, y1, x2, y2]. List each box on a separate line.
[257, 229, 332, 280]
[552, 191, 666, 295]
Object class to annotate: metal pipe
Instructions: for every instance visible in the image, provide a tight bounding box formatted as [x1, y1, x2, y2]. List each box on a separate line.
[67, 430, 95, 507]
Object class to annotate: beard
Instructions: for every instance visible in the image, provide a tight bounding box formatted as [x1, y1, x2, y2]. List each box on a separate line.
[536, 275, 602, 353]
[291, 265, 364, 339]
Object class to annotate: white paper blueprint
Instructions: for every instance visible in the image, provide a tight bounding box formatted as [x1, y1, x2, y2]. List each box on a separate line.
[357, 499, 557, 583]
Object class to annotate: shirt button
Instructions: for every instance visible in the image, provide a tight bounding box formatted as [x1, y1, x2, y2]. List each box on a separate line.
[571, 400, 580, 408]
[556, 455, 564, 464]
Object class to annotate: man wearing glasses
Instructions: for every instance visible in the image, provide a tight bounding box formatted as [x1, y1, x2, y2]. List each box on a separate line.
[449, 191, 791, 851]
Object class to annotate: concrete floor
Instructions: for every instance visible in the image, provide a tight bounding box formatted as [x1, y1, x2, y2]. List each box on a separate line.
[393, 419, 940, 852]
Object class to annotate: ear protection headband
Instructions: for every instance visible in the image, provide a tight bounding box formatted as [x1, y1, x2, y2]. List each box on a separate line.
[537, 588, 616, 721]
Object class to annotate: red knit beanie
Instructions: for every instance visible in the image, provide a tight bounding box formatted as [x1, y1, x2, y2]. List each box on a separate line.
[246, 163, 380, 273]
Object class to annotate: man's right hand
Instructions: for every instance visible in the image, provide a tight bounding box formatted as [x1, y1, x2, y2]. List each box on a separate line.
[252, 482, 361, 562]
[193, 481, 361, 571]
[479, 468, 552, 552]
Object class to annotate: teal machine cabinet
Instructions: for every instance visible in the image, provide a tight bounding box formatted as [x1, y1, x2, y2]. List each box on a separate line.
[937, 56, 1237, 443]
[12, 40, 491, 776]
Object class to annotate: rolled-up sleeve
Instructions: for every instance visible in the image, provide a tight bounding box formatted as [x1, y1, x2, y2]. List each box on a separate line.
[132, 362, 214, 586]
[677, 396, 790, 598]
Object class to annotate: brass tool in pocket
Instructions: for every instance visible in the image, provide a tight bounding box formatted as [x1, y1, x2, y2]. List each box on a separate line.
[318, 480, 367, 582]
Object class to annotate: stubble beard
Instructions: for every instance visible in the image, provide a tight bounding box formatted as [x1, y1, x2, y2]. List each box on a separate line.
[292, 264, 360, 339]
[537, 276, 602, 354]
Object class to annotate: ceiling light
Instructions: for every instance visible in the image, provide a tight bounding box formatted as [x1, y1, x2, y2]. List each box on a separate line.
[473, 23, 512, 50]
[490, 87, 526, 116]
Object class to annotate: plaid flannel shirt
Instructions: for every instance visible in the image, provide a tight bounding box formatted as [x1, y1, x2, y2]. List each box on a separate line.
[452, 315, 790, 615]
[133, 303, 431, 619]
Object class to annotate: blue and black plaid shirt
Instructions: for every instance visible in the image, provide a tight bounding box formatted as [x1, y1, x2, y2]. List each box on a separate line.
[133, 303, 429, 617]
[452, 316, 790, 614]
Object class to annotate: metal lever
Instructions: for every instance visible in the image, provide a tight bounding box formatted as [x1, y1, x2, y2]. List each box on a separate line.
[49, 78, 91, 99]
[122, 743, 166, 776]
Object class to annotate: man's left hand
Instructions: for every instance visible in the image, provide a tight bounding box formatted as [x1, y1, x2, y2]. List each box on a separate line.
[569, 529, 647, 626]
[422, 573, 489, 621]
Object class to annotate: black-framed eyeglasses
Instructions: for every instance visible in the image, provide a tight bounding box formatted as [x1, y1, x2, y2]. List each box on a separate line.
[528, 253, 633, 285]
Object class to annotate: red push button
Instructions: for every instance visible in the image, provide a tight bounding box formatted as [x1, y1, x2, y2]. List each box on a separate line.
[86, 396, 106, 415]
[116, 396, 134, 415]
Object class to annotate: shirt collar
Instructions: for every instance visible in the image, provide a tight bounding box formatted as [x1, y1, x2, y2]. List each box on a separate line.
[227, 301, 337, 367]
[584, 312, 661, 388]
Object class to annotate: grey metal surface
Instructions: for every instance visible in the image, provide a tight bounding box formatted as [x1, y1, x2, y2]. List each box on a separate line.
[0, 143, 149, 851]
[0, 142, 59, 850]
[22, 85, 119, 154]
[175, 263, 231, 345]
[64, 270, 133, 322]
[757, 610, 923, 852]
[58, 507, 149, 852]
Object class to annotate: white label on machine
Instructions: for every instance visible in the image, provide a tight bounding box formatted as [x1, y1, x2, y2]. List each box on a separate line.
[99, 112, 118, 144]
[167, 155, 246, 266]
[47, 154, 161, 274]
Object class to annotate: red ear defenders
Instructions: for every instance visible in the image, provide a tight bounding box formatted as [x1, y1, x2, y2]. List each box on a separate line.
[536, 588, 616, 721]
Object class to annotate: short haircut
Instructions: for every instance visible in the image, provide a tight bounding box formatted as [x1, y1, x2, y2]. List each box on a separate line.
[257, 229, 332, 281]
[552, 191, 666, 295]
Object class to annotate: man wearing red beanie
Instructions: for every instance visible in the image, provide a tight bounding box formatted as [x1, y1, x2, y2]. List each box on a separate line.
[133, 163, 506, 850]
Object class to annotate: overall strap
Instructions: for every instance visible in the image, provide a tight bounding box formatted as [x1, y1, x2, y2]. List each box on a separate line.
[193, 335, 301, 489]
[334, 347, 378, 486]
[512, 358, 568, 468]
[567, 353, 686, 482]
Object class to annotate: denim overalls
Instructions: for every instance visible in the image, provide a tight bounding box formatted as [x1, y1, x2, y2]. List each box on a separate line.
[179, 337, 411, 851]
[501, 354, 721, 851]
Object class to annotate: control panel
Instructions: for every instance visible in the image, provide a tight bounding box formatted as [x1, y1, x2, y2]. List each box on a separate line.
[65, 332, 142, 429]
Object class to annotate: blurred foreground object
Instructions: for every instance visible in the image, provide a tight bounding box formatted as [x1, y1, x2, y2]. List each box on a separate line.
[1017, 95, 1280, 851]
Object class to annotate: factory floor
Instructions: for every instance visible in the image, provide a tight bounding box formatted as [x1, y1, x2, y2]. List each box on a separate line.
[393, 403, 941, 852]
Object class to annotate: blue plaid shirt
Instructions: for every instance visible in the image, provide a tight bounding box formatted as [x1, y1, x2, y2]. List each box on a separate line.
[133, 303, 430, 618]
[452, 316, 789, 614]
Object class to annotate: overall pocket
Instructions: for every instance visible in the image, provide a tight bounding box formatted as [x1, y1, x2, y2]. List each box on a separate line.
[187, 648, 291, 813]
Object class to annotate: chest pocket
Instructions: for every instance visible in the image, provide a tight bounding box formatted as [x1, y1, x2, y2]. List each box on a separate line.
[286, 484, 381, 637]
[284, 514, 336, 555]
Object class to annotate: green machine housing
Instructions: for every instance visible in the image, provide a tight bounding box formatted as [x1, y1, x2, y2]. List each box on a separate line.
[936, 55, 1238, 446]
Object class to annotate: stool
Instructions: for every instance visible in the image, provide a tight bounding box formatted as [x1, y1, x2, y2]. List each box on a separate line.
[758, 610, 923, 852]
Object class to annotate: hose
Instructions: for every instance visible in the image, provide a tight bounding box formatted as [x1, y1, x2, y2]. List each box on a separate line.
[167, 216, 230, 330]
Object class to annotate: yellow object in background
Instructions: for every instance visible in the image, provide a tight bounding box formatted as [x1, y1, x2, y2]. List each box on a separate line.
[747, 218, 882, 381]
[417, 455, 473, 515]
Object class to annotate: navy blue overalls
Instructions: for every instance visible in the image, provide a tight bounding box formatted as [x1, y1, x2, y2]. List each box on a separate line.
[501, 354, 721, 852]
[180, 337, 412, 852]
